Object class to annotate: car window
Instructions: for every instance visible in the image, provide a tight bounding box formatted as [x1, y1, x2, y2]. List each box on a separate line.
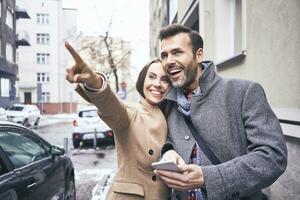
[0, 157, 8, 176]
[0, 129, 49, 168]
[79, 110, 98, 118]
[9, 106, 24, 111]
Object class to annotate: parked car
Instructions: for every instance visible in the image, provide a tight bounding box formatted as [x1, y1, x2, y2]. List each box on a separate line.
[0, 121, 76, 200]
[6, 104, 41, 127]
[72, 106, 114, 149]
[0, 108, 7, 121]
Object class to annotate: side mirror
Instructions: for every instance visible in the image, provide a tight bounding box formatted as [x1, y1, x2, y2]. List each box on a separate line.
[50, 145, 65, 157]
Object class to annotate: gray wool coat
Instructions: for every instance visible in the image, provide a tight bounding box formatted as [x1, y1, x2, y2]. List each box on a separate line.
[161, 61, 287, 200]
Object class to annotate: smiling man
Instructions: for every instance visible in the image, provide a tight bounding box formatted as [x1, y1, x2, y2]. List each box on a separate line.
[155, 24, 287, 200]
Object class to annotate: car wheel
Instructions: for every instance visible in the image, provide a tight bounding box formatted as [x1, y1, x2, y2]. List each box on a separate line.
[64, 176, 76, 200]
[22, 118, 29, 127]
[73, 140, 80, 149]
[34, 117, 40, 126]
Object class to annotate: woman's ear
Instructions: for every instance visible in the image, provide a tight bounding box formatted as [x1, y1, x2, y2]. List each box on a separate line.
[196, 48, 204, 64]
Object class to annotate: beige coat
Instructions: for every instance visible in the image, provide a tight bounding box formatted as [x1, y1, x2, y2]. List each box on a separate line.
[76, 83, 170, 200]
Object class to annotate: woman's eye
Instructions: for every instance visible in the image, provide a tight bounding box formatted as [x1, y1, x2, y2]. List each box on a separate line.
[161, 77, 170, 83]
[149, 75, 155, 80]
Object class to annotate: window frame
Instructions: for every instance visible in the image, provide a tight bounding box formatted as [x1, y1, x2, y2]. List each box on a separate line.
[36, 13, 50, 24]
[36, 53, 50, 64]
[5, 7, 13, 29]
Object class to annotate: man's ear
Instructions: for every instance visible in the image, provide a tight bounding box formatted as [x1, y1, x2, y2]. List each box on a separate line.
[195, 48, 204, 63]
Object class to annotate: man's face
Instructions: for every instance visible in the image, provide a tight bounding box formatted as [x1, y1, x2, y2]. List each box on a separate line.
[160, 33, 203, 89]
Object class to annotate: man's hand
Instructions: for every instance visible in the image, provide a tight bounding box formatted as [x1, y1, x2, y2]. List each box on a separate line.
[65, 42, 102, 89]
[155, 164, 205, 191]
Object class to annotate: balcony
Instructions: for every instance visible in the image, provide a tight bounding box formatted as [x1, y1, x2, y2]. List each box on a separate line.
[15, 7, 30, 19]
[16, 31, 30, 47]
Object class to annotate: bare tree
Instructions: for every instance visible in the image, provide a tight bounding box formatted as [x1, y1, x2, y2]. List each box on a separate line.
[76, 20, 131, 92]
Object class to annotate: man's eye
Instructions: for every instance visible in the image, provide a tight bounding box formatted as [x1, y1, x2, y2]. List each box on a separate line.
[161, 54, 167, 59]
[174, 51, 182, 55]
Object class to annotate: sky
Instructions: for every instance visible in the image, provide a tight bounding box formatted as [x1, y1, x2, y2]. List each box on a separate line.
[62, 0, 150, 79]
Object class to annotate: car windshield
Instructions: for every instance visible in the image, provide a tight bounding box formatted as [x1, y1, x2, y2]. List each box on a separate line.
[79, 110, 98, 118]
[9, 106, 24, 111]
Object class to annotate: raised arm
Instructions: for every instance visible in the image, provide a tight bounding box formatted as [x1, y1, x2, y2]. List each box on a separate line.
[65, 42, 102, 89]
[65, 42, 130, 131]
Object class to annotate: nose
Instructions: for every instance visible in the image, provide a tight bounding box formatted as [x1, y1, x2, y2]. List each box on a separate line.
[153, 78, 162, 88]
[165, 54, 176, 67]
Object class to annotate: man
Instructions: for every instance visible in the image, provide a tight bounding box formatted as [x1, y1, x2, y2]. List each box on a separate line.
[154, 24, 287, 200]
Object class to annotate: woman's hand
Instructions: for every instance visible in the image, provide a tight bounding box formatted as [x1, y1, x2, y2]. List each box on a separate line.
[65, 42, 102, 89]
[161, 150, 185, 165]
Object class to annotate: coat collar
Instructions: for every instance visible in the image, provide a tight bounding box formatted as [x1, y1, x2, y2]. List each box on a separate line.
[165, 61, 221, 102]
[138, 97, 157, 112]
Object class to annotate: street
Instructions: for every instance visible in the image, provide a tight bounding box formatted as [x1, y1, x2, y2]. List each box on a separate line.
[35, 122, 117, 200]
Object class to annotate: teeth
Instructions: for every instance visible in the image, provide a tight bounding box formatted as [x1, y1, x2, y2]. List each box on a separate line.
[170, 69, 181, 73]
[151, 90, 162, 95]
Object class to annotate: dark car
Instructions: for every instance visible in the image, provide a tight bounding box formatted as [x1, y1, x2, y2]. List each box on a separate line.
[72, 106, 114, 149]
[0, 121, 76, 200]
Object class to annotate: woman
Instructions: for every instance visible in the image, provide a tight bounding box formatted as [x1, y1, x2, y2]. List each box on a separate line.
[65, 42, 170, 199]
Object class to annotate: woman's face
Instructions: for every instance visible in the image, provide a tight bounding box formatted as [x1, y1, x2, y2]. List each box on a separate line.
[143, 62, 170, 106]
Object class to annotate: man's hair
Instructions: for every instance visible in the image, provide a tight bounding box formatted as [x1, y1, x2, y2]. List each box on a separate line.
[159, 24, 204, 55]
[136, 58, 162, 98]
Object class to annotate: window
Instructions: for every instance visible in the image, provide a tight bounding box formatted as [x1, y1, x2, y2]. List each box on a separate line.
[214, 0, 245, 63]
[42, 92, 50, 102]
[37, 13, 49, 24]
[37, 72, 50, 83]
[168, 0, 178, 24]
[0, 78, 10, 97]
[36, 53, 50, 64]
[36, 33, 50, 44]
[5, 43, 13, 62]
[0, 129, 49, 168]
[6, 8, 13, 29]
[0, 0, 2, 18]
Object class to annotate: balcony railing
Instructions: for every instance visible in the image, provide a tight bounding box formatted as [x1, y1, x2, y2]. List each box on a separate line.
[16, 31, 30, 47]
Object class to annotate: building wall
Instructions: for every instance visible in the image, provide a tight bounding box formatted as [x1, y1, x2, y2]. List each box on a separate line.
[0, 0, 19, 108]
[16, 0, 77, 114]
[149, 0, 168, 58]
[216, 0, 300, 109]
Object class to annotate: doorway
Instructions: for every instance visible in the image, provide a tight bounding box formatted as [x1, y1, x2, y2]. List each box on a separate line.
[24, 92, 32, 104]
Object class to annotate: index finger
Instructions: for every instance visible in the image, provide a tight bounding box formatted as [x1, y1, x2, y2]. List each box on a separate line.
[65, 42, 83, 63]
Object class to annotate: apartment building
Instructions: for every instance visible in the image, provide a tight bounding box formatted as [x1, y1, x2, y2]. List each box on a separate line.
[150, 0, 300, 198]
[0, 0, 29, 108]
[16, 0, 77, 114]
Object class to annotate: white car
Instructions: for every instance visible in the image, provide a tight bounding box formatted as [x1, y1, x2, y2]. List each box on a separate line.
[6, 104, 41, 127]
[0, 107, 7, 121]
[72, 106, 114, 148]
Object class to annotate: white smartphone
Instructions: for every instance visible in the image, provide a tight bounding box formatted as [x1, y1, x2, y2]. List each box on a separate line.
[151, 161, 180, 172]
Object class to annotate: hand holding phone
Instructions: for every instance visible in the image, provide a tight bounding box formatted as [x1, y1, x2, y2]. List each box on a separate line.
[151, 161, 180, 172]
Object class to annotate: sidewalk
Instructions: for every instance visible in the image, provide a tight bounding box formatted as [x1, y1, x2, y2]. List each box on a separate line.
[39, 113, 77, 128]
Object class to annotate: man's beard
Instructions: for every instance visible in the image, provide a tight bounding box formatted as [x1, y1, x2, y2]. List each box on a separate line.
[171, 66, 197, 89]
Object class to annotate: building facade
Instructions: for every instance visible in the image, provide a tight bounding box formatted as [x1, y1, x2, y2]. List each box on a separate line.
[0, 0, 28, 108]
[150, 0, 300, 198]
[16, 0, 77, 114]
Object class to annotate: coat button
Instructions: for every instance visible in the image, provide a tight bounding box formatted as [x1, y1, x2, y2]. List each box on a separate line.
[148, 149, 154, 155]
[184, 135, 190, 140]
[152, 175, 157, 181]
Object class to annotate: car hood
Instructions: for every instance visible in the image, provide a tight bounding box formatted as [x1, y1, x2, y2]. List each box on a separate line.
[6, 110, 28, 117]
